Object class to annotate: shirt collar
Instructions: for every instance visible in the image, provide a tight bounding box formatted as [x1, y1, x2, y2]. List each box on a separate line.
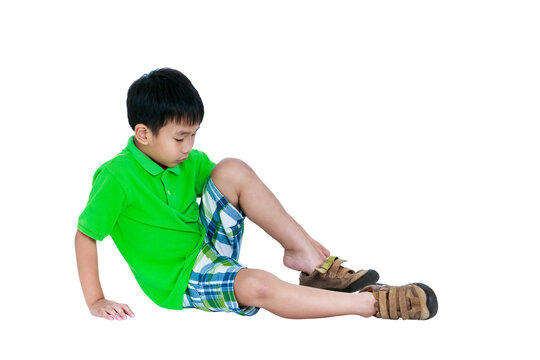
[126, 136, 180, 176]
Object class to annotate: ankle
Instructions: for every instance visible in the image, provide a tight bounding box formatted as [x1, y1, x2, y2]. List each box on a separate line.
[357, 292, 377, 318]
[283, 248, 322, 274]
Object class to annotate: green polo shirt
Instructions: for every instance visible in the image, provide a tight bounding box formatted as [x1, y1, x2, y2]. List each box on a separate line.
[78, 136, 215, 310]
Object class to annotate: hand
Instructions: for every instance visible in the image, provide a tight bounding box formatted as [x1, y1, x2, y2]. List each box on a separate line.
[311, 238, 331, 259]
[89, 298, 135, 321]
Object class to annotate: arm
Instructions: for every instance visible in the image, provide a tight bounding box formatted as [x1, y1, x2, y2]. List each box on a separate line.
[291, 217, 331, 259]
[75, 230, 134, 320]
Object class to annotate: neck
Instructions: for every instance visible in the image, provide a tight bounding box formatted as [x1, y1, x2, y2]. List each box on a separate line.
[133, 137, 168, 169]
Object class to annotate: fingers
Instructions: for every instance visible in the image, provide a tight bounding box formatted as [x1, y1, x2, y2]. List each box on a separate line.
[319, 244, 330, 258]
[115, 303, 135, 319]
[120, 303, 135, 318]
[313, 239, 330, 258]
[104, 308, 116, 321]
[107, 303, 135, 321]
[319, 243, 330, 258]
[92, 300, 135, 321]
[322, 247, 331, 258]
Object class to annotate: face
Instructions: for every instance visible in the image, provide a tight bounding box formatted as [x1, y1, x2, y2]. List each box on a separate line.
[135, 120, 200, 168]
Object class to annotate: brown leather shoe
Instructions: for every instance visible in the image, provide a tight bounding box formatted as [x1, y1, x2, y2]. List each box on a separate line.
[360, 283, 438, 320]
[299, 256, 379, 292]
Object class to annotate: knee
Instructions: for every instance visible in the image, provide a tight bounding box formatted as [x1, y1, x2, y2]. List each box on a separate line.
[211, 158, 254, 185]
[234, 269, 275, 306]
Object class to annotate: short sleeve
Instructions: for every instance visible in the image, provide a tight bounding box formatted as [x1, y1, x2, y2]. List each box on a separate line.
[77, 168, 127, 241]
[194, 151, 216, 196]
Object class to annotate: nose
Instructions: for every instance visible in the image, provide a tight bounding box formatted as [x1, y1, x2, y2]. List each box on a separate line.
[180, 138, 194, 154]
[180, 145, 191, 155]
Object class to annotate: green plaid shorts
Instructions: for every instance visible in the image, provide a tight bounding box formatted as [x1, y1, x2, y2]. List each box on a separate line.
[182, 178, 259, 316]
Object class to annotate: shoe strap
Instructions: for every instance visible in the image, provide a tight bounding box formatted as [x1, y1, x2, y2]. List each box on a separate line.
[315, 255, 337, 274]
[373, 285, 420, 320]
[399, 287, 410, 320]
[379, 287, 390, 319]
[328, 258, 347, 278]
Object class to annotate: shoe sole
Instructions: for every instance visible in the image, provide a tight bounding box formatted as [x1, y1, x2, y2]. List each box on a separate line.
[326, 269, 380, 293]
[412, 282, 438, 320]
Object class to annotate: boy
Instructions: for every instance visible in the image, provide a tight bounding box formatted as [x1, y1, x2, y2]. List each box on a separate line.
[75, 68, 437, 321]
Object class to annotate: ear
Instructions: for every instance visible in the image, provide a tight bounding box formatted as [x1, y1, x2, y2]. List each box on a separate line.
[134, 124, 152, 145]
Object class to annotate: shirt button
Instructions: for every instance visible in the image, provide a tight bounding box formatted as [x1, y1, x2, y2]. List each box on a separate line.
[167, 190, 171, 195]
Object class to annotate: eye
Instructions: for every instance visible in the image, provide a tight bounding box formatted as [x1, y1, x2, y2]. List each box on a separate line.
[175, 138, 184, 142]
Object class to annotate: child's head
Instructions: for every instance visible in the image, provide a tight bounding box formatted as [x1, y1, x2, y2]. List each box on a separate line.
[127, 68, 204, 135]
[127, 68, 204, 168]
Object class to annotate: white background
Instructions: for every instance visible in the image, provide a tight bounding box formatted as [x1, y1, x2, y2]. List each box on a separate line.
[1, 1, 538, 358]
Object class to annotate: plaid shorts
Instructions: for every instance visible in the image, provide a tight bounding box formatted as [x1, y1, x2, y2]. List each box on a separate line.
[182, 178, 259, 316]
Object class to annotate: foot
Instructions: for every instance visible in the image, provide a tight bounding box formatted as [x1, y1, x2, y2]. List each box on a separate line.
[360, 283, 438, 320]
[283, 245, 325, 274]
[358, 291, 378, 318]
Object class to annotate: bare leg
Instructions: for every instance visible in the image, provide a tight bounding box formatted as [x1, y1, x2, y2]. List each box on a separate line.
[211, 158, 327, 273]
[235, 268, 376, 319]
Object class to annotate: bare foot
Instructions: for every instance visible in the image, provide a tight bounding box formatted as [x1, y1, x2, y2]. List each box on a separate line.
[357, 292, 377, 318]
[283, 244, 326, 274]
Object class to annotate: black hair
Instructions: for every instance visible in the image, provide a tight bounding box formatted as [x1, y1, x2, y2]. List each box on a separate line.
[126, 68, 204, 134]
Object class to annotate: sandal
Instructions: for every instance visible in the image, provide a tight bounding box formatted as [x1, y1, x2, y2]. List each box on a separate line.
[360, 283, 438, 320]
[299, 256, 379, 292]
